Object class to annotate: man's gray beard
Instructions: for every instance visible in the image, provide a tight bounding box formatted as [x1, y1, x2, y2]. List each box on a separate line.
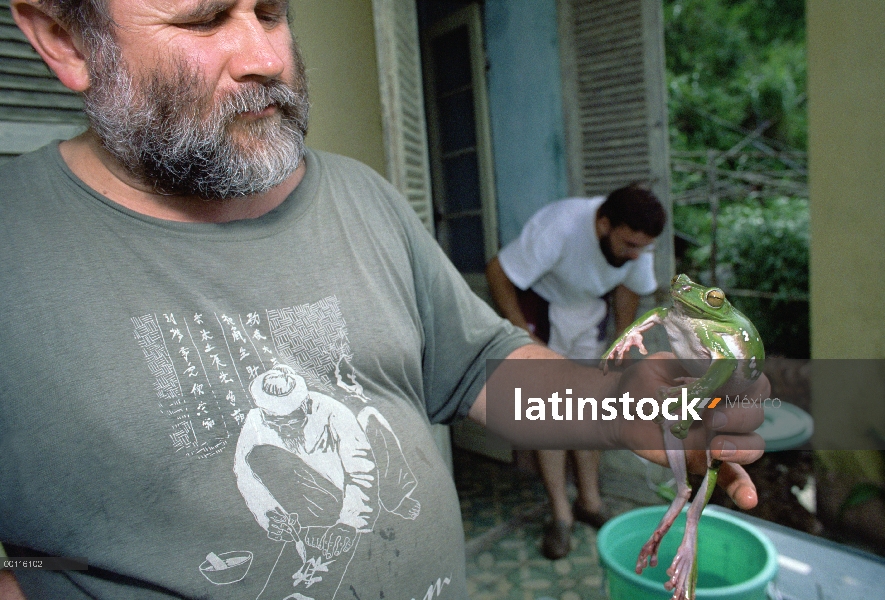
[82, 38, 310, 200]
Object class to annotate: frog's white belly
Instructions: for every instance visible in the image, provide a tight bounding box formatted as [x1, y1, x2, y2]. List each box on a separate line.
[662, 316, 712, 369]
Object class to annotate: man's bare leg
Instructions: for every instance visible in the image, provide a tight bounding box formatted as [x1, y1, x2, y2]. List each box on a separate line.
[572, 449, 605, 515]
[537, 449, 573, 559]
[537, 449, 572, 524]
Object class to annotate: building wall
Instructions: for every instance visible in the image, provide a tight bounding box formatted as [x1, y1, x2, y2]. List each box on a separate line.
[290, 0, 387, 176]
[484, 0, 570, 246]
[807, 0, 885, 359]
[807, 1, 885, 491]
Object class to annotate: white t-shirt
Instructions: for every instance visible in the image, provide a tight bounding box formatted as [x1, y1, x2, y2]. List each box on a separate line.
[499, 197, 657, 358]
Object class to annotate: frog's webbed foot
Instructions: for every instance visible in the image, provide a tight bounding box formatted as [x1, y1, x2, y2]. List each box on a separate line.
[664, 452, 721, 600]
[664, 536, 696, 600]
[636, 427, 692, 574]
[601, 331, 649, 373]
[600, 309, 666, 373]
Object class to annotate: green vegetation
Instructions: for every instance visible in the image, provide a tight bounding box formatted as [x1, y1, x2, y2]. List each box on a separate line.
[665, 0, 807, 153]
[664, 0, 809, 357]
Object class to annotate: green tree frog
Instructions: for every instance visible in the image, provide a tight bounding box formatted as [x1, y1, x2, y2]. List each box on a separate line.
[601, 273, 764, 600]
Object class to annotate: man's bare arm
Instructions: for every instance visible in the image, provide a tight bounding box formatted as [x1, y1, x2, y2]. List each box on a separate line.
[0, 571, 26, 599]
[611, 284, 640, 335]
[485, 257, 533, 331]
[468, 343, 768, 510]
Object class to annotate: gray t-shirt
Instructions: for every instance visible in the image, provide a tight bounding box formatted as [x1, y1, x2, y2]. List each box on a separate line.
[0, 144, 530, 599]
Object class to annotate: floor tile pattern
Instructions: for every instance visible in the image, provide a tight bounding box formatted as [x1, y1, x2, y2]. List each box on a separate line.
[455, 449, 626, 600]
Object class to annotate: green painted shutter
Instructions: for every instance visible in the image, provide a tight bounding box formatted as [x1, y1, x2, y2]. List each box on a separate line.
[0, 0, 85, 160]
[559, 0, 673, 286]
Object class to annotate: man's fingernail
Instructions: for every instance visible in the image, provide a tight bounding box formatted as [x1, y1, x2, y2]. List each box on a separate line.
[711, 411, 728, 429]
[718, 440, 737, 459]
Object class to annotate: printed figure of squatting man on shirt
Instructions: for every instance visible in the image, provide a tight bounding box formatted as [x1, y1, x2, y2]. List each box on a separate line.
[0, 0, 768, 598]
[233, 363, 422, 592]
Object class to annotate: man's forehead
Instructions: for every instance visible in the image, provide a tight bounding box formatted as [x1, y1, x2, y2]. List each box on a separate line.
[613, 225, 656, 244]
[106, 0, 288, 17]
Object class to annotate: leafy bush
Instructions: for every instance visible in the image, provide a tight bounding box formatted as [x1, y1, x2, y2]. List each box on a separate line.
[664, 0, 807, 152]
[676, 198, 809, 357]
[666, 0, 809, 356]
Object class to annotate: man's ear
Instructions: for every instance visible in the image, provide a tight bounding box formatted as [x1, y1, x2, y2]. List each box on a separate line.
[596, 214, 612, 237]
[11, 0, 91, 92]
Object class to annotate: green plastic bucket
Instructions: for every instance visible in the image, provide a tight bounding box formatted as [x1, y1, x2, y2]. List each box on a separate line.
[597, 506, 778, 600]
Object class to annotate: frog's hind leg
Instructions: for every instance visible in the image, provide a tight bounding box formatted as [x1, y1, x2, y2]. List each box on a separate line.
[665, 452, 721, 600]
[636, 426, 692, 573]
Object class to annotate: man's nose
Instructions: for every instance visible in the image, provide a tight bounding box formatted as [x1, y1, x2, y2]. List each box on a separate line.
[228, 18, 287, 82]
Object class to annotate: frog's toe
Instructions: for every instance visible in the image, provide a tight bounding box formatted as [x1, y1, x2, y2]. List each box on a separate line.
[635, 534, 663, 573]
[664, 550, 695, 600]
[669, 423, 691, 440]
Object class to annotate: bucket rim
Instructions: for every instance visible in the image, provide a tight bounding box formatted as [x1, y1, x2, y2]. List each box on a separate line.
[597, 505, 779, 597]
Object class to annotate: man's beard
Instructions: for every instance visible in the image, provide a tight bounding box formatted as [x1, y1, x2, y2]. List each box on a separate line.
[599, 234, 628, 267]
[82, 37, 310, 200]
[263, 409, 308, 453]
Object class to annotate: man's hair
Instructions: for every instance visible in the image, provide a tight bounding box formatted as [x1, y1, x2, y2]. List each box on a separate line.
[38, 0, 114, 49]
[597, 183, 666, 237]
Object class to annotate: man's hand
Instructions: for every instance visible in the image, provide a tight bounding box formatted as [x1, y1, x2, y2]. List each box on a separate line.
[616, 353, 767, 510]
[472, 344, 767, 510]
[265, 508, 301, 543]
[485, 256, 543, 342]
[318, 523, 357, 559]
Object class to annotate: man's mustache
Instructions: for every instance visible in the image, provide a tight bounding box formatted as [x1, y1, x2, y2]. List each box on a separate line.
[218, 81, 307, 126]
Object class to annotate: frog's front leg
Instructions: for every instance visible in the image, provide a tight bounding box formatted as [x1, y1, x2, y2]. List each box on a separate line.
[600, 308, 669, 374]
[665, 358, 737, 439]
[636, 424, 693, 574]
[665, 454, 721, 600]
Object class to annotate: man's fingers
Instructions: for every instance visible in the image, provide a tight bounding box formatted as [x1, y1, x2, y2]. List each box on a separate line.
[707, 404, 765, 434]
[715, 461, 758, 510]
[709, 433, 764, 463]
[745, 372, 772, 399]
[683, 432, 763, 473]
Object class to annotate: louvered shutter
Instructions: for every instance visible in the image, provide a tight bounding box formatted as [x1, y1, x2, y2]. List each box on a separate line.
[0, 0, 85, 160]
[372, 0, 452, 473]
[372, 0, 434, 234]
[560, 0, 673, 284]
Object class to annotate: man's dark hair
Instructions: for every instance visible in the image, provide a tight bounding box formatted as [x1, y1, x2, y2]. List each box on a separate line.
[597, 183, 666, 237]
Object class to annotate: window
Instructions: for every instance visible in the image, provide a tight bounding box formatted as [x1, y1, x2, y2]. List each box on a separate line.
[422, 4, 497, 285]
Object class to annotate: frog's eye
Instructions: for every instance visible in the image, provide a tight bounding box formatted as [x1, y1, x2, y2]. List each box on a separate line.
[670, 275, 680, 287]
[705, 289, 725, 308]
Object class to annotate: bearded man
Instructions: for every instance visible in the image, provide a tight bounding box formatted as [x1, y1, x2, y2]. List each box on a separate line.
[0, 1, 765, 598]
[486, 185, 667, 559]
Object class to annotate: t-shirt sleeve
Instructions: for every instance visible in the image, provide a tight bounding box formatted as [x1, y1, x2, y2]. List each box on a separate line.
[398, 206, 532, 424]
[497, 205, 566, 291]
[622, 251, 658, 295]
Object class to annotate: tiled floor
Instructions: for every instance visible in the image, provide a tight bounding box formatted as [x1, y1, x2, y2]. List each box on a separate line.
[454, 448, 667, 600]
